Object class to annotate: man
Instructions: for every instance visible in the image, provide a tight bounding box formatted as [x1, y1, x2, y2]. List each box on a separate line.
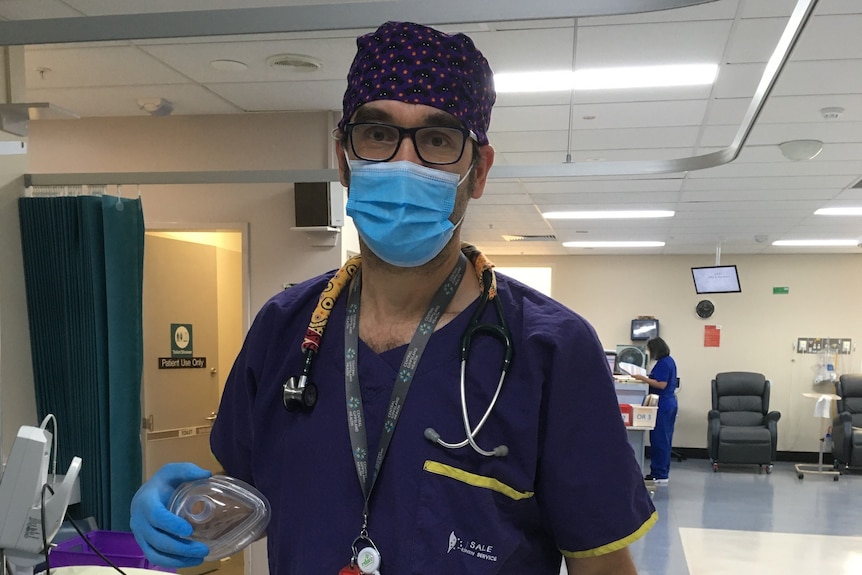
[131, 21, 656, 574]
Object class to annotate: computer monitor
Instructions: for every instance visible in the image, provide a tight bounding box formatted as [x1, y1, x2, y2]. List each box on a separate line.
[630, 318, 659, 341]
[691, 265, 741, 294]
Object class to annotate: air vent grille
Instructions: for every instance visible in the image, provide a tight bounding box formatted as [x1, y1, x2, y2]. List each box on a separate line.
[502, 234, 557, 242]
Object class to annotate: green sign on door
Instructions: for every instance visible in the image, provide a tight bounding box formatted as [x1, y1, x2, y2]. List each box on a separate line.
[171, 323, 193, 357]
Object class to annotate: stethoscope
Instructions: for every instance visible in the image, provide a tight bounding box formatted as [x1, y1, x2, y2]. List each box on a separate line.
[283, 254, 514, 458]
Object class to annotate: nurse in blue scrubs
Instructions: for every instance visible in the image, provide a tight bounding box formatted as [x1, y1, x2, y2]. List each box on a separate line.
[633, 337, 678, 484]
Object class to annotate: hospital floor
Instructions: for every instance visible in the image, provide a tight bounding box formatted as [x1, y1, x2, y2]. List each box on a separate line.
[560, 458, 862, 575]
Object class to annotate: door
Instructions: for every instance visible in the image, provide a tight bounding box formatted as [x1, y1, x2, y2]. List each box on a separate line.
[143, 234, 222, 473]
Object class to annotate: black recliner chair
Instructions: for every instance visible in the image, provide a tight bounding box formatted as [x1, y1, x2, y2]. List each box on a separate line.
[832, 374, 862, 471]
[708, 372, 780, 473]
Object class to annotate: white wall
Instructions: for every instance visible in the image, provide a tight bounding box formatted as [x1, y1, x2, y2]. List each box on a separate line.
[490, 253, 862, 453]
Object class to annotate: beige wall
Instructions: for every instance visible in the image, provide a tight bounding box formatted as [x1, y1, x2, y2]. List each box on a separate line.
[490, 253, 862, 453]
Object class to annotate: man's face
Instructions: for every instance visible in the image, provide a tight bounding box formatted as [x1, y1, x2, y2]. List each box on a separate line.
[337, 100, 494, 206]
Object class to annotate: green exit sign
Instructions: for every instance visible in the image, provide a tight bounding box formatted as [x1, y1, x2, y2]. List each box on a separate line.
[772, 286, 789, 295]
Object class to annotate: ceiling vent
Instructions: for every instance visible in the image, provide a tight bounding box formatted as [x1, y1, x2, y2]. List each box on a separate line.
[266, 53, 322, 71]
[502, 234, 557, 242]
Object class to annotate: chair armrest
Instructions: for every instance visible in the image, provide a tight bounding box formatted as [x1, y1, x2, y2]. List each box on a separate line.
[708, 410, 720, 421]
[765, 411, 780, 459]
[834, 411, 852, 425]
[832, 412, 853, 462]
[765, 411, 781, 423]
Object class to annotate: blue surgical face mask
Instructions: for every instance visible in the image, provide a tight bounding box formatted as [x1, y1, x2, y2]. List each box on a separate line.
[346, 159, 470, 267]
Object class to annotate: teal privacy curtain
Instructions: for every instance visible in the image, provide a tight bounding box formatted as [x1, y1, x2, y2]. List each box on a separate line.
[18, 191, 145, 531]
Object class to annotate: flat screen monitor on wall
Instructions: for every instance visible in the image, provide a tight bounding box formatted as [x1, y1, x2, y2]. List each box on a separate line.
[630, 318, 659, 341]
[691, 265, 742, 294]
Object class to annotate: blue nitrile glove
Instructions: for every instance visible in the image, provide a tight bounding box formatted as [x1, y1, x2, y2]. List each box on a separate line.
[130, 462, 213, 568]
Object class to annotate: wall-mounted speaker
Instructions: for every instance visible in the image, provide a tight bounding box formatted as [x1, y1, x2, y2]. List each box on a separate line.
[294, 182, 344, 228]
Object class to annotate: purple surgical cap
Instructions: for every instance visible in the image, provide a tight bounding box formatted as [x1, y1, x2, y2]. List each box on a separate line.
[339, 21, 496, 145]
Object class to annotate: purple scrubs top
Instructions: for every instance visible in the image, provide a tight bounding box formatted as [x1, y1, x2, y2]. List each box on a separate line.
[211, 272, 656, 574]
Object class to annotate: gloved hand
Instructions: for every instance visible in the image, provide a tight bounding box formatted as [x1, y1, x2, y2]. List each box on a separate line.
[130, 462, 213, 568]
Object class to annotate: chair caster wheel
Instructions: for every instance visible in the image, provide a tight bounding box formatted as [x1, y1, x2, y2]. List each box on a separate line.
[797, 473, 803, 479]
[765, 465, 773, 474]
[712, 463, 718, 472]
[833, 475, 839, 482]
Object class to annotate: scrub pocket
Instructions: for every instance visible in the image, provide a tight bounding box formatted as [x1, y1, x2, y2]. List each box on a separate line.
[408, 460, 537, 574]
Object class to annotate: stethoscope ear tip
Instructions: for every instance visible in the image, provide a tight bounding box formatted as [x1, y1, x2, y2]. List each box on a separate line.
[493, 445, 509, 457]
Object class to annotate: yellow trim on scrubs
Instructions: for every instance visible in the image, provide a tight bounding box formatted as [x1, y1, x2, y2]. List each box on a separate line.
[423, 460, 535, 501]
[560, 510, 659, 558]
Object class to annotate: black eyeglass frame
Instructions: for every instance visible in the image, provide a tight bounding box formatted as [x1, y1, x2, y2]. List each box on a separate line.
[344, 122, 477, 166]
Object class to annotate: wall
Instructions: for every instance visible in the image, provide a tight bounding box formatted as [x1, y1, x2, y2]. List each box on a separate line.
[27, 112, 347, 312]
[0, 152, 35, 458]
[490, 253, 862, 453]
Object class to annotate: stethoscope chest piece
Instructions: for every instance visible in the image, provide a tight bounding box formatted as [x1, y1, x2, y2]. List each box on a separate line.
[283, 349, 318, 412]
[283, 376, 318, 412]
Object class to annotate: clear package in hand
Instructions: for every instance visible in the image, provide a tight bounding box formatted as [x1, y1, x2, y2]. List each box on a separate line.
[169, 475, 271, 561]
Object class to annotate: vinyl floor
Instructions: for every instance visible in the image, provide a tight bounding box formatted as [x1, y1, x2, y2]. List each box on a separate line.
[613, 458, 862, 574]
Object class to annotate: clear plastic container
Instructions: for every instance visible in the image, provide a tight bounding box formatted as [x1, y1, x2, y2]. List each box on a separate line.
[169, 475, 271, 561]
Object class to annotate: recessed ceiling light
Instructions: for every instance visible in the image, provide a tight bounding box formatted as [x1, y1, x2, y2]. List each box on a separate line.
[772, 239, 858, 247]
[210, 59, 248, 72]
[266, 53, 322, 71]
[563, 241, 665, 248]
[814, 207, 862, 216]
[544, 210, 674, 220]
[494, 64, 718, 93]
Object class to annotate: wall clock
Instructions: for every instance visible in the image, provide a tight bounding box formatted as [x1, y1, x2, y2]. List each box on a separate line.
[696, 299, 715, 319]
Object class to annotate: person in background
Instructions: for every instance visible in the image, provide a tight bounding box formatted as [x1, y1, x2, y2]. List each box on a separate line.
[129, 21, 656, 574]
[632, 336, 678, 485]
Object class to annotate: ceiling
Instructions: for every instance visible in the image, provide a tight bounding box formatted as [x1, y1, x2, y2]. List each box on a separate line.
[2, 0, 862, 257]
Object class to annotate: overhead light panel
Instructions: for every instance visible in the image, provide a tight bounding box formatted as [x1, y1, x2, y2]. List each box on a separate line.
[563, 241, 665, 248]
[543, 210, 674, 220]
[814, 207, 862, 216]
[772, 239, 858, 247]
[778, 139, 823, 161]
[494, 64, 718, 93]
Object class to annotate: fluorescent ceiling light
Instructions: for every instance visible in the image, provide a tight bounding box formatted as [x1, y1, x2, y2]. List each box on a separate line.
[815, 207, 862, 216]
[543, 210, 674, 220]
[772, 239, 858, 247]
[563, 241, 665, 248]
[494, 64, 718, 93]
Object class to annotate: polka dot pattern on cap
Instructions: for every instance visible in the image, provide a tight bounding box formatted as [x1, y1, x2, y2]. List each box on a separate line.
[339, 21, 495, 145]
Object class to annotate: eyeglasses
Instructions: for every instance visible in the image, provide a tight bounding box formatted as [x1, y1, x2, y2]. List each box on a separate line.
[345, 122, 474, 165]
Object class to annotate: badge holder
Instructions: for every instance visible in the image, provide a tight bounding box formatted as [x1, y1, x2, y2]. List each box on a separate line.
[339, 534, 381, 575]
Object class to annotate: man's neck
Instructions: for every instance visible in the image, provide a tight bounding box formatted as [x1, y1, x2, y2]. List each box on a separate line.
[357, 243, 481, 352]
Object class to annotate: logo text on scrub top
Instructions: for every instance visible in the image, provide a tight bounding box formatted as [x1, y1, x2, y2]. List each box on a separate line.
[447, 531, 497, 562]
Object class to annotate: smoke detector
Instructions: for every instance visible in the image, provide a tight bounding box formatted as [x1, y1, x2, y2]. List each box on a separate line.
[137, 97, 173, 117]
[266, 53, 322, 71]
[820, 106, 844, 120]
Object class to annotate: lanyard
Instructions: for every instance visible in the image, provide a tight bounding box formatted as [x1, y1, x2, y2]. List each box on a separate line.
[344, 253, 467, 515]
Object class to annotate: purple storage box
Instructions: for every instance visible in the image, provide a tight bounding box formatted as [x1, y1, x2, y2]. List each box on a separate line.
[51, 530, 173, 572]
